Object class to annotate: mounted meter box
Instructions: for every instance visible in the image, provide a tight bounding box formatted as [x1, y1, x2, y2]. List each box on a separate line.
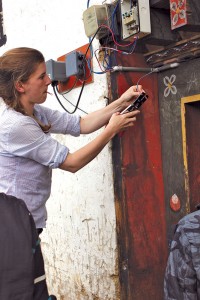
[83, 5, 109, 39]
[120, 0, 151, 40]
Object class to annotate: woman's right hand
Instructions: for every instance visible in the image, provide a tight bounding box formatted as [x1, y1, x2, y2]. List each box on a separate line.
[105, 110, 140, 137]
[59, 110, 140, 173]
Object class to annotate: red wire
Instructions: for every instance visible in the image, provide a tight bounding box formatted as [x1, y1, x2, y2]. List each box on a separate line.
[99, 24, 137, 48]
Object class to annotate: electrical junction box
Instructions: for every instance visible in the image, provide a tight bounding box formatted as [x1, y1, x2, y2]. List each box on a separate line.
[57, 44, 93, 93]
[120, 0, 151, 40]
[46, 59, 67, 82]
[83, 4, 109, 39]
[46, 51, 85, 82]
[65, 51, 84, 78]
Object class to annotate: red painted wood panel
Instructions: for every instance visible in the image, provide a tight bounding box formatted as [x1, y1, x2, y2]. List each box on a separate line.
[111, 53, 168, 299]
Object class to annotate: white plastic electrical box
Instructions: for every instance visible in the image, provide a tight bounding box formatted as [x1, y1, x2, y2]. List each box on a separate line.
[121, 0, 151, 40]
[83, 5, 109, 39]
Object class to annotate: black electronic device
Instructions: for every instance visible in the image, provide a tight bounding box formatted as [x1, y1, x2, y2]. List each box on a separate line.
[120, 92, 148, 114]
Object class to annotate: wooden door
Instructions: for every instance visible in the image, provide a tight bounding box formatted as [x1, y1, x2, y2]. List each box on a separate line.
[181, 95, 200, 212]
[110, 53, 168, 300]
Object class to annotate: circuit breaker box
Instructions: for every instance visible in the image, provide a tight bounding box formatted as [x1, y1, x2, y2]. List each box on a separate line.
[120, 0, 151, 40]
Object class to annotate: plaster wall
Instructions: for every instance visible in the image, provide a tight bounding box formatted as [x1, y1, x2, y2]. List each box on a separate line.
[0, 0, 119, 299]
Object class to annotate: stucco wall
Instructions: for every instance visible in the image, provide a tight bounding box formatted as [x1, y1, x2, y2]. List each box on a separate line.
[0, 0, 119, 299]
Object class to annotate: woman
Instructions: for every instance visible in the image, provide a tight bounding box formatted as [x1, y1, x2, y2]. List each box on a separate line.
[0, 47, 142, 230]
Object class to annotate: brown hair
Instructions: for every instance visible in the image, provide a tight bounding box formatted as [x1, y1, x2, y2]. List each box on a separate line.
[0, 47, 44, 110]
[0, 47, 51, 132]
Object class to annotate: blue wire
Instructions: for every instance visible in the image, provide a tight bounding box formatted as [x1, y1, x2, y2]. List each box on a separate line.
[86, 58, 106, 74]
[110, 0, 120, 35]
[103, 50, 112, 70]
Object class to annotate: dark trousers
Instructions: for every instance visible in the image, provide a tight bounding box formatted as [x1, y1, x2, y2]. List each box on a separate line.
[0, 193, 54, 300]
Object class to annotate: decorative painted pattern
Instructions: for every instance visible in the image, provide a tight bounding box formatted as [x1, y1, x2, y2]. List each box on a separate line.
[170, 0, 187, 30]
[170, 194, 181, 211]
[163, 75, 177, 97]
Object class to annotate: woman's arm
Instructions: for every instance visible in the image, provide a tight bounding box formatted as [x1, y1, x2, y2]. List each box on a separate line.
[80, 85, 143, 134]
[59, 110, 140, 173]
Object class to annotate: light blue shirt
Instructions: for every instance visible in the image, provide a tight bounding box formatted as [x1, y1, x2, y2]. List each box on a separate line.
[0, 103, 80, 228]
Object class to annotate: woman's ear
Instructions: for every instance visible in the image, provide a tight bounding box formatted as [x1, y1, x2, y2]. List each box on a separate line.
[15, 81, 25, 93]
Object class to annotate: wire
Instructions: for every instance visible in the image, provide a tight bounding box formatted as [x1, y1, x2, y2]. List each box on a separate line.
[99, 24, 137, 48]
[92, 36, 138, 73]
[53, 1, 138, 111]
[136, 70, 155, 90]
[61, 93, 88, 115]
[94, 49, 111, 73]
[89, 28, 138, 73]
[78, 26, 106, 78]
[52, 36, 95, 113]
[57, 77, 78, 94]
[84, 0, 138, 74]
[52, 81, 86, 114]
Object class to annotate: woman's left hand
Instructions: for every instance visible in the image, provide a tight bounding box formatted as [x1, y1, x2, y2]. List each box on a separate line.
[119, 85, 144, 109]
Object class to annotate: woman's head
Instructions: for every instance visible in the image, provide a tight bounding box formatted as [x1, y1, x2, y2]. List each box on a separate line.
[0, 47, 45, 110]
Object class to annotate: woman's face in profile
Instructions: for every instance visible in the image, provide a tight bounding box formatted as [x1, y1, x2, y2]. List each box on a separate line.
[20, 62, 52, 106]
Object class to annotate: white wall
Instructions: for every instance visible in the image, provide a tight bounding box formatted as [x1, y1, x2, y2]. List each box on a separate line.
[0, 0, 119, 299]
